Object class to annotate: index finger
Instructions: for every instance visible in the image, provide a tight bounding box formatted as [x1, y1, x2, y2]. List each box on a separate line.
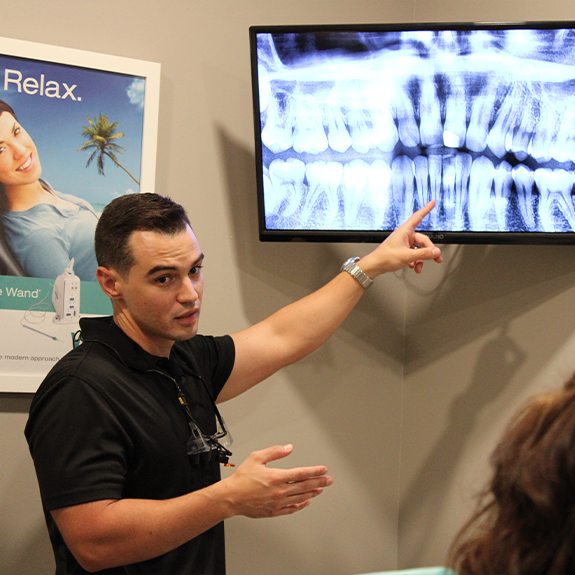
[405, 200, 436, 228]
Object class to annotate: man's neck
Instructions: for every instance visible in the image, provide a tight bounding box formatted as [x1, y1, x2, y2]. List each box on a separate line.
[112, 313, 173, 358]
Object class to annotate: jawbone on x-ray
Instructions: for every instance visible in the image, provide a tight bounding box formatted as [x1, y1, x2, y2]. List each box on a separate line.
[255, 27, 575, 234]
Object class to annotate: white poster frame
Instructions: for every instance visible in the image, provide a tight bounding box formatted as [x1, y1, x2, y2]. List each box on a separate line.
[0, 36, 161, 392]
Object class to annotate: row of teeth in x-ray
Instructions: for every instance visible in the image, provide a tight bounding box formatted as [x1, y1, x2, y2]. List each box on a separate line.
[260, 76, 575, 163]
[258, 27, 575, 162]
[263, 154, 575, 232]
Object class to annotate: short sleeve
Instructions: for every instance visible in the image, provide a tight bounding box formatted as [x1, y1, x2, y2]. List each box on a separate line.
[26, 376, 132, 510]
[180, 335, 235, 399]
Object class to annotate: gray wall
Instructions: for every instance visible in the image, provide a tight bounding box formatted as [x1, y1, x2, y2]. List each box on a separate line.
[2, 2, 575, 574]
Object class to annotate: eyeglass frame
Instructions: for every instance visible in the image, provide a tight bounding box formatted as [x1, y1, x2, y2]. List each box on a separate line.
[176, 378, 233, 465]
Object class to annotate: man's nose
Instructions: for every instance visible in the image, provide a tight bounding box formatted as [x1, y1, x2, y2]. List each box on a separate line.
[178, 277, 199, 302]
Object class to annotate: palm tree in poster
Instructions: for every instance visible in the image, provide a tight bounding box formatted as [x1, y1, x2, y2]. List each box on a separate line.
[78, 113, 140, 185]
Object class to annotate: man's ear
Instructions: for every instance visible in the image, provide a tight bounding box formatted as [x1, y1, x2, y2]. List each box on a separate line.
[96, 266, 124, 300]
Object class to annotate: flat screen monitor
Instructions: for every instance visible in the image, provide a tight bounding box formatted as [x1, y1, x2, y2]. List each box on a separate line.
[250, 21, 575, 244]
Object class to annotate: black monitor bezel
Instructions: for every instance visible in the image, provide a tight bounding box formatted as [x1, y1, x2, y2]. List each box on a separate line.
[249, 21, 575, 245]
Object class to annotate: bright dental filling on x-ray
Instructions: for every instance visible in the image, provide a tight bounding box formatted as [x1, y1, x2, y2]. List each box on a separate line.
[255, 28, 575, 233]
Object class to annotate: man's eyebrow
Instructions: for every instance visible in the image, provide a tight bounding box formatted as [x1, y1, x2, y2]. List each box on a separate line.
[145, 253, 205, 277]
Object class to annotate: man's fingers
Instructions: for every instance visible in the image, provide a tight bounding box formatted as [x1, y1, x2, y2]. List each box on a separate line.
[284, 488, 325, 506]
[253, 444, 294, 465]
[405, 199, 435, 227]
[251, 446, 330, 484]
[413, 231, 434, 248]
[284, 466, 330, 483]
[270, 486, 328, 517]
[419, 247, 442, 262]
[413, 232, 443, 261]
[286, 473, 332, 491]
[406, 246, 441, 265]
[273, 500, 312, 516]
[230, 445, 332, 519]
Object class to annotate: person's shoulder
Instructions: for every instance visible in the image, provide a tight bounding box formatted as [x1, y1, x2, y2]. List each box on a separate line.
[51, 188, 95, 212]
[33, 340, 115, 399]
[178, 333, 234, 354]
[175, 335, 235, 385]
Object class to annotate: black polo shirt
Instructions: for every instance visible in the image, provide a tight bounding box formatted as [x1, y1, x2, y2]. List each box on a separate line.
[25, 316, 235, 575]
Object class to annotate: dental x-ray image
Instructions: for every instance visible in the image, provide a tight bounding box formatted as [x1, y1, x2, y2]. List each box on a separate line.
[250, 22, 575, 244]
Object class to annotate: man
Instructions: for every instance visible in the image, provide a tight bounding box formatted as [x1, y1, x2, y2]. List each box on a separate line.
[25, 192, 442, 574]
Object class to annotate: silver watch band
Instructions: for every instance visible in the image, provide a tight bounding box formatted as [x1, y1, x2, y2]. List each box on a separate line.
[341, 257, 373, 289]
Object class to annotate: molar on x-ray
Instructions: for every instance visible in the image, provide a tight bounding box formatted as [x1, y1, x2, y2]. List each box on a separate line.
[255, 28, 575, 234]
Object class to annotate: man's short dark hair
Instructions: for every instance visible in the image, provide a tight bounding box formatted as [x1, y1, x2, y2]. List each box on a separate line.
[95, 193, 191, 276]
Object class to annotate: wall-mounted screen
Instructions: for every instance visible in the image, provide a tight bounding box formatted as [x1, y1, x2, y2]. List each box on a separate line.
[250, 21, 575, 244]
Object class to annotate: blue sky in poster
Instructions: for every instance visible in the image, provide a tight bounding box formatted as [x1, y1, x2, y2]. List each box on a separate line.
[0, 54, 146, 211]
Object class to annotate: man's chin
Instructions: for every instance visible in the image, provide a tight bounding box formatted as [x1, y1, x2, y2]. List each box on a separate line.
[172, 323, 199, 341]
[173, 332, 197, 342]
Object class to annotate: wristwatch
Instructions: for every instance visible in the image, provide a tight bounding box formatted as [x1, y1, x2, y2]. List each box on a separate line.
[340, 257, 373, 289]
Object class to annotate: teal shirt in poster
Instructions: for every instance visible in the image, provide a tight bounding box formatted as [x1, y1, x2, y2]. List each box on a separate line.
[2, 180, 99, 282]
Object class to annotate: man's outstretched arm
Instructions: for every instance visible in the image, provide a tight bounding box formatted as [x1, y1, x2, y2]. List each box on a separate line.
[51, 445, 331, 572]
[219, 201, 442, 403]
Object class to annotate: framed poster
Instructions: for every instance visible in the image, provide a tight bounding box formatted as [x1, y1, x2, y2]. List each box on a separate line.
[0, 36, 161, 392]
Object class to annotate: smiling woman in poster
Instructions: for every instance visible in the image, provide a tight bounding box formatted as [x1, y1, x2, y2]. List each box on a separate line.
[0, 99, 99, 281]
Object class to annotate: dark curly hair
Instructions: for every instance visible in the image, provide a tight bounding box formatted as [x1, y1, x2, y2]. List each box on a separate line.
[448, 373, 575, 575]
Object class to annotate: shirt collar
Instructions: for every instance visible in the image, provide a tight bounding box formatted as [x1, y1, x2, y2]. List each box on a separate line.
[79, 315, 171, 373]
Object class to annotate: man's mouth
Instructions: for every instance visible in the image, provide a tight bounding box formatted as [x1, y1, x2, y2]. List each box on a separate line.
[175, 309, 199, 324]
